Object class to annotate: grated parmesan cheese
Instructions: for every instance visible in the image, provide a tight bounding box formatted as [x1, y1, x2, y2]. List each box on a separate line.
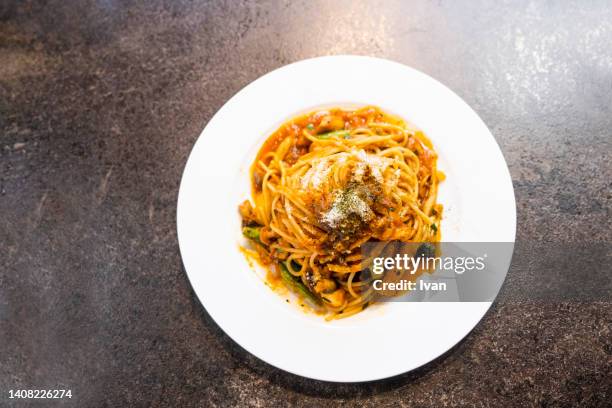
[321, 188, 373, 229]
[301, 158, 333, 189]
[353, 149, 392, 182]
[301, 149, 392, 191]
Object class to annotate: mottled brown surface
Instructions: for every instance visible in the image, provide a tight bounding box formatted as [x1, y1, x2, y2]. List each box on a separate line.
[1, 1, 611, 407]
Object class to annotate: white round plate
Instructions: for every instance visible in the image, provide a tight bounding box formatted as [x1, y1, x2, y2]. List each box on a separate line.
[177, 56, 516, 382]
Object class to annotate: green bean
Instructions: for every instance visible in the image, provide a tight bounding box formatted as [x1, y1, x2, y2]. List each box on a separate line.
[279, 262, 320, 305]
[242, 226, 261, 241]
[316, 130, 350, 140]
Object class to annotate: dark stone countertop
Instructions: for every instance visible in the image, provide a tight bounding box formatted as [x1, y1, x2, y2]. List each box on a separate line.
[1, 1, 610, 406]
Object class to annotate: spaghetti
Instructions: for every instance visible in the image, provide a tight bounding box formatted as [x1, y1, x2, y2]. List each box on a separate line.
[239, 106, 443, 319]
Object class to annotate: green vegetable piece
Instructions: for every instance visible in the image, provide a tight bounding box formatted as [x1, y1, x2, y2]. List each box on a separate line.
[430, 223, 438, 233]
[279, 262, 320, 304]
[306, 124, 314, 130]
[242, 226, 261, 241]
[316, 130, 350, 139]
